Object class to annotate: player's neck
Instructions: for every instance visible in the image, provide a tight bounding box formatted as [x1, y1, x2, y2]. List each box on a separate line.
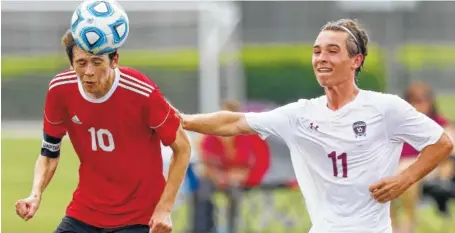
[325, 80, 360, 111]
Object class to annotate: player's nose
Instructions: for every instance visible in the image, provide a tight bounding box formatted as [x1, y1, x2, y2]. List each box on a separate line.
[84, 65, 95, 77]
[84, 72, 95, 78]
[315, 53, 329, 64]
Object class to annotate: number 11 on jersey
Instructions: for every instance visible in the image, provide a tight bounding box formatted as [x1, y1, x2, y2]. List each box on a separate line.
[88, 127, 115, 152]
[328, 151, 348, 178]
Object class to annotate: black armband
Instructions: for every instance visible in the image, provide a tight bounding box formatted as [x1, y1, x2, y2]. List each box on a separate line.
[41, 131, 62, 158]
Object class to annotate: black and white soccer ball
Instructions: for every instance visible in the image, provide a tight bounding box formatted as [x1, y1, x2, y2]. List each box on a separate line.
[70, 0, 129, 55]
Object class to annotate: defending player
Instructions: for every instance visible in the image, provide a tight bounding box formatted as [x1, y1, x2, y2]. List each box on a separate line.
[179, 19, 454, 233]
[15, 30, 191, 233]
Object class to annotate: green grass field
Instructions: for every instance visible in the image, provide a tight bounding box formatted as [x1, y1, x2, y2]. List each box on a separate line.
[2, 137, 455, 233]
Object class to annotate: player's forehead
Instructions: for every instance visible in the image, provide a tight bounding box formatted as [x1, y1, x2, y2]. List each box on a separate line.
[73, 46, 108, 61]
[313, 30, 349, 49]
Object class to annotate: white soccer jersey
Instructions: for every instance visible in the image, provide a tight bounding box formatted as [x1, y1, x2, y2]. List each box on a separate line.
[245, 90, 444, 233]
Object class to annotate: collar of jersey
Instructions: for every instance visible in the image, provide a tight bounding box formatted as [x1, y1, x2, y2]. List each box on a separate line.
[322, 89, 364, 117]
[77, 68, 120, 104]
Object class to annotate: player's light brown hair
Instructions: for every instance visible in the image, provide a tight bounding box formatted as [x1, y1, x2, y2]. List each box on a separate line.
[61, 30, 117, 65]
[320, 19, 369, 77]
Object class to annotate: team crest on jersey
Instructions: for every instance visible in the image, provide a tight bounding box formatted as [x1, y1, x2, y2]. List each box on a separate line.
[352, 121, 367, 137]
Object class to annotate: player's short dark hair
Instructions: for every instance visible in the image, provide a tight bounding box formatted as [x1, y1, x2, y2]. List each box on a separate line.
[61, 30, 117, 65]
[321, 19, 369, 77]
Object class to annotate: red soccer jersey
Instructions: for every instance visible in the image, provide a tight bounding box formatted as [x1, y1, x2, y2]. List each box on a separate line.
[43, 67, 180, 228]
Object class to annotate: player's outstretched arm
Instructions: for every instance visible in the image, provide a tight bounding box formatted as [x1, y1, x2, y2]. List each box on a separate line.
[181, 111, 256, 137]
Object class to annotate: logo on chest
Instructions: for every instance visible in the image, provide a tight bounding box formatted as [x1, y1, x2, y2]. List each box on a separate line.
[309, 122, 319, 131]
[72, 115, 82, 125]
[352, 121, 367, 138]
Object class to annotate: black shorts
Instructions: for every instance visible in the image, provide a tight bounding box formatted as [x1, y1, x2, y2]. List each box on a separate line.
[54, 216, 149, 233]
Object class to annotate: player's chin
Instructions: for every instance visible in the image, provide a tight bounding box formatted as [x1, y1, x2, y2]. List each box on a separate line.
[316, 76, 332, 87]
[83, 83, 99, 91]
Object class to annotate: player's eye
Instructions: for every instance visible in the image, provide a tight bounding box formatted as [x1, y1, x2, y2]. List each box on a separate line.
[77, 61, 86, 66]
[329, 50, 338, 53]
[92, 60, 103, 66]
[313, 50, 321, 55]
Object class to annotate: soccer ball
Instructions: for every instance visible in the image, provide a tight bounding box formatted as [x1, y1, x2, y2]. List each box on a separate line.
[70, 0, 129, 55]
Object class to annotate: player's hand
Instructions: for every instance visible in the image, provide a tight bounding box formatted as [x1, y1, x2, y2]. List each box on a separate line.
[15, 195, 41, 221]
[149, 210, 172, 233]
[369, 174, 413, 203]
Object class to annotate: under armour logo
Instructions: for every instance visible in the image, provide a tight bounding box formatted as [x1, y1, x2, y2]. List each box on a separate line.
[309, 122, 319, 131]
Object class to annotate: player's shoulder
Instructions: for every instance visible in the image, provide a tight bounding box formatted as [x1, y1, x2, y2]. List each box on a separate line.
[272, 98, 313, 117]
[276, 97, 322, 112]
[299, 95, 326, 111]
[117, 66, 157, 98]
[361, 89, 402, 101]
[360, 89, 408, 113]
[118, 66, 157, 86]
[306, 95, 326, 105]
[281, 98, 309, 110]
[48, 69, 78, 92]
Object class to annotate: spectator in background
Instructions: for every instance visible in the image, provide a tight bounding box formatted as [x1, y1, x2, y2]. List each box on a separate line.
[391, 81, 453, 233]
[438, 123, 455, 184]
[421, 121, 455, 223]
[192, 100, 270, 233]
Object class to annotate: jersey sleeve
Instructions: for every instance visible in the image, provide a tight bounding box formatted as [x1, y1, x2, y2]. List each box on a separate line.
[385, 95, 444, 151]
[147, 88, 181, 146]
[244, 100, 305, 140]
[43, 87, 67, 138]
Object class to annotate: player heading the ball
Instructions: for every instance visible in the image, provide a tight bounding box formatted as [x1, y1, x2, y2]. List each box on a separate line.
[15, 1, 190, 233]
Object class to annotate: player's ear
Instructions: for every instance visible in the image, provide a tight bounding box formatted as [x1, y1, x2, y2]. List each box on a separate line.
[111, 52, 120, 69]
[352, 54, 363, 70]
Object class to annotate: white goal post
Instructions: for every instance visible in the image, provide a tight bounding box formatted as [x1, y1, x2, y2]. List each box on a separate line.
[2, 0, 245, 114]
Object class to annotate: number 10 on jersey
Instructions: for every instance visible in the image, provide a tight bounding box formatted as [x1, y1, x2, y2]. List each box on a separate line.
[328, 151, 348, 178]
[88, 127, 115, 152]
